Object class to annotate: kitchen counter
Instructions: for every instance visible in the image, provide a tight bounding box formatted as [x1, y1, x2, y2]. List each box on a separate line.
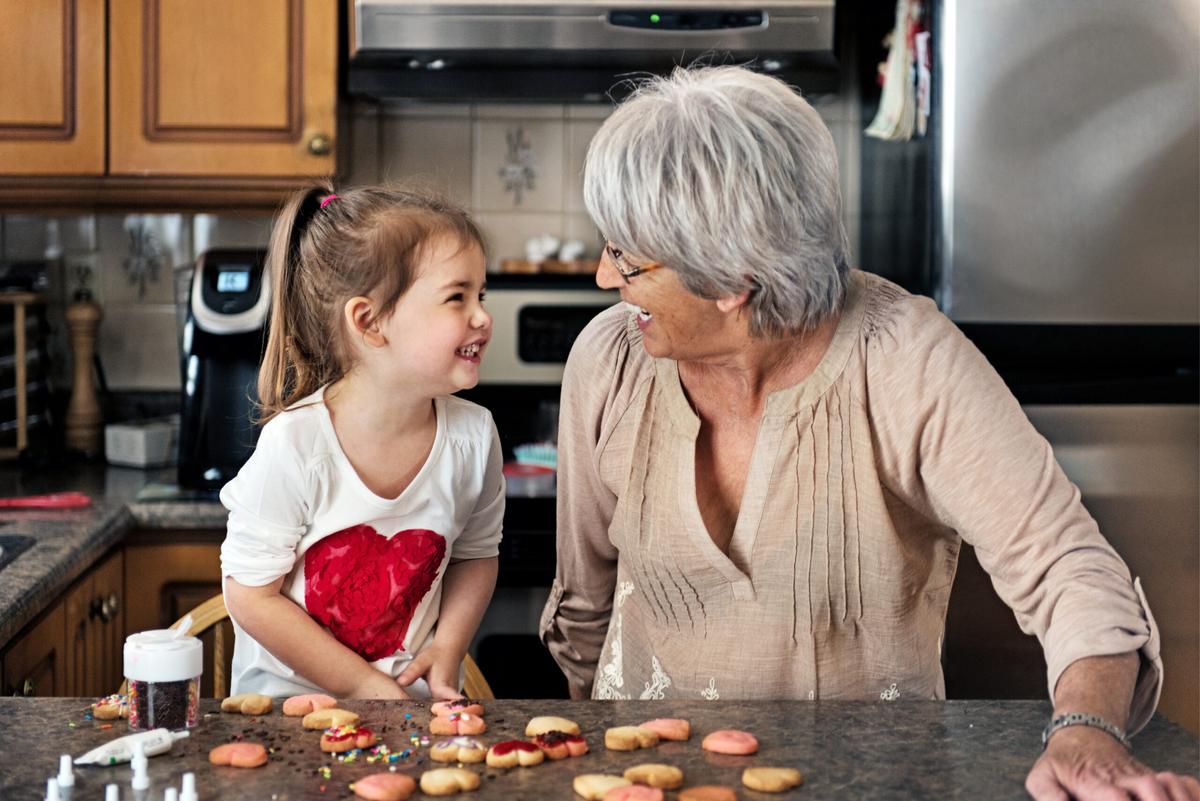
[0, 698, 1196, 800]
[0, 464, 226, 648]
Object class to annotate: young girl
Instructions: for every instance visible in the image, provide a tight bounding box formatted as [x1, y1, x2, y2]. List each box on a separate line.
[219, 182, 503, 700]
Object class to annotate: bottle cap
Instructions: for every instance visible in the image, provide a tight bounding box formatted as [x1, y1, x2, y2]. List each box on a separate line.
[180, 772, 197, 801]
[123, 629, 202, 682]
[44, 777, 60, 801]
[56, 755, 74, 787]
[105, 784, 120, 801]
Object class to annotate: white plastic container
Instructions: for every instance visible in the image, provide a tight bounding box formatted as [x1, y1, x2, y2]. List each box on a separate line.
[123, 628, 202, 730]
[105, 416, 179, 468]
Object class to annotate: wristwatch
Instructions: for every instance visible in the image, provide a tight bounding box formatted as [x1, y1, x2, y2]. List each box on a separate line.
[1042, 712, 1130, 750]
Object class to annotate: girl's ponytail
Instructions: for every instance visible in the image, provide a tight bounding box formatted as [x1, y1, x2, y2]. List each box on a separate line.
[257, 181, 333, 423]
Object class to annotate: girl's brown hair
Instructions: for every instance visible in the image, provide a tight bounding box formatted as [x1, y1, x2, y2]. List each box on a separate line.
[257, 181, 484, 423]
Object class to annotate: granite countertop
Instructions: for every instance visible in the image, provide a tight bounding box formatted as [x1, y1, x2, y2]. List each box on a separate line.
[0, 698, 1196, 800]
[0, 464, 227, 648]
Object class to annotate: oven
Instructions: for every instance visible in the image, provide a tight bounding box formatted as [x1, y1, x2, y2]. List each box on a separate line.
[462, 274, 618, 698]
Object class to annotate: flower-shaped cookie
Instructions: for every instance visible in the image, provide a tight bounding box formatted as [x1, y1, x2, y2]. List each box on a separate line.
[220, 693, 273, 716]
[532, 731, 588, 760]
[419, 767, 481, 796]
[431, 698, 485, 718]
[429, 711, 486, 736]
[605, 726, 660, 751]
[485, 740, 545, 768]
[283, 693, 337, 716]
[208, 742, 269, 768]
[430, 737, 487, 763]
[321, 725, 378, 753]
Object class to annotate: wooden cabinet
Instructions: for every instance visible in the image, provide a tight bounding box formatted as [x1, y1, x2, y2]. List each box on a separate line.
[2, 548, 123, 698]
[0, 0, 106, 175]
[1, 601, 66, 698]
[0, 0, 336, 209]
[64, 549, 125, 698]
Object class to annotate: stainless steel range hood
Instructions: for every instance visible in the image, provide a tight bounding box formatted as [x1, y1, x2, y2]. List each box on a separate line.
[349, 1, 839, 102]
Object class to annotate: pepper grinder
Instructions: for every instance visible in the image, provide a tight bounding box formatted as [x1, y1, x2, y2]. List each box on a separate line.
[65, 266, 103, 455]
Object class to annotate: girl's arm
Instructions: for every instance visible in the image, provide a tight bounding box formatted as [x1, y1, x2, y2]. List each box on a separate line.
[224, 576, 407, 699]
[397, 555, 498, 698]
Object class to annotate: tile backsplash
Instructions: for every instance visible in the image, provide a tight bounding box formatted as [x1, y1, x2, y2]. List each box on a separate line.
[0, 91, 860, 392]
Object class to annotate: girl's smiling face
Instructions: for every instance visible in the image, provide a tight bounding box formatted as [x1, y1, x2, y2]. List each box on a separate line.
[376, 234, 491, 395]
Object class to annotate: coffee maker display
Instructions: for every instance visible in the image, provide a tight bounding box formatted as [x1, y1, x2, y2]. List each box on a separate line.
[178, 250, 269, 490]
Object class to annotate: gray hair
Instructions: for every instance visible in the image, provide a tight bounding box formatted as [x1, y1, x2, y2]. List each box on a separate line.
[584, 65, 851, 337]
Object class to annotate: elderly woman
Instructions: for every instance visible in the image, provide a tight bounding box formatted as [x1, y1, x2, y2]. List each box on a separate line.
[539, 66, 1194, 800]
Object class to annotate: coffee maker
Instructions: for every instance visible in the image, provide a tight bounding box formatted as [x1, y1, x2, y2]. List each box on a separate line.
[177, 249, 270, 489]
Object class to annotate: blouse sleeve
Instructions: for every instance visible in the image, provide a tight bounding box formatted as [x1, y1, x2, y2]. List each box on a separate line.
[538, 308, 635, 695]
[866, 294, 1162, 734]
[451, 416, 505, 560]
[219, 420, 312, 587]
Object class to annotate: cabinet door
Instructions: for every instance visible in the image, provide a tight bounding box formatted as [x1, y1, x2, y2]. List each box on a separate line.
[1, 602, 66, 697]
[0, 0, 105, 175]
[108, 0, 336, 177]
[63, 549, 125, 697]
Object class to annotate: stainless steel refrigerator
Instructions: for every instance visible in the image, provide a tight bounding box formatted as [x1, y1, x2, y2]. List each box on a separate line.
[923, 0, 1198, 733]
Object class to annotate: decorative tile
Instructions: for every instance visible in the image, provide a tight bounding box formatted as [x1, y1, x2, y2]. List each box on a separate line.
[474, 212, 571, 270]
[564, 213, 604, 258]
[475, 104, 565, 120]
[473, 119, 564, 213]
[56, 216, 97, 253]
[565, 120, 602, 213]
[380, 116, 473, 205]
[567, 104, 613, 120]
[97, 215, 191, 305]
[97, 305, 181, 390]
[192, 214, 273, 254]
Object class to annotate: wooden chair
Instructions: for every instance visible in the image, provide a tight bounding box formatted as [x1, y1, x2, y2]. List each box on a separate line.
[121, 594, 495, 700]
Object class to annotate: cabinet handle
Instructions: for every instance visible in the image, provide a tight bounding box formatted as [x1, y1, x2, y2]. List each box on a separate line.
[22, 678, 35, 696]
[99, 593, 119, 623]
[307, 133, 333, 156]
[89, 597, 103, 620]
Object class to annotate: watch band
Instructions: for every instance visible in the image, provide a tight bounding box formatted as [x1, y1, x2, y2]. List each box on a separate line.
[1042, 712, 1130, 750]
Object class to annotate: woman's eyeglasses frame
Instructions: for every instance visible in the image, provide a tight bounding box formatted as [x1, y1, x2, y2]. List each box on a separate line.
[603, 242, 662, 283]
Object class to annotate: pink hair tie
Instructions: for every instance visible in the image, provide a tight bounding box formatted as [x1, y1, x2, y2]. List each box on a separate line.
[319, 193, 339, 209]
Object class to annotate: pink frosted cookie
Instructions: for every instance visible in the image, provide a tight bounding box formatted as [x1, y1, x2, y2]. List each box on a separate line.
[701, 729, 759, 756]
[431, 698, 485, 718]
[208, 742, 268, 768]
[352, 772, 417, 801]
[605, 786, 665, 801]
[283, 693, 337, 716]
[430, 712, 487, 736]
[639, 718, 691, 741]
[321, 725, 378, 753]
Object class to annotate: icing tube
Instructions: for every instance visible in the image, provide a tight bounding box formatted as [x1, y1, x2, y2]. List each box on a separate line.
[74, 729, 189, 766]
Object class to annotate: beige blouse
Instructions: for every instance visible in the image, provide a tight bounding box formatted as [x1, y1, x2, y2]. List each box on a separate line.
[539, 270, 1162, 732]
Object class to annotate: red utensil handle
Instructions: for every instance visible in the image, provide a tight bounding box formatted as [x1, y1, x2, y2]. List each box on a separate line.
[0, 492, 92, 508]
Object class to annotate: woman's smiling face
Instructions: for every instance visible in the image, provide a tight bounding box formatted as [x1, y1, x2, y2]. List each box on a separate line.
[595, 246, 735, 362]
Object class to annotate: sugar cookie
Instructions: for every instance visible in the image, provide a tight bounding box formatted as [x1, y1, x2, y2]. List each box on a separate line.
[622, 763, 684, 790]
[604, 786, 664, 801]
[283, 693, 337, 716]
[485, 740, 545, 768]
[679, 786, 739, 801]
[321, 725, 377, 753]
[430, 711, 487, 736]
[525, 715, 581, 736]
[639, 718, 690, 741]
[701, 729, 759, 755]
[605, 726, 660, 751]
[419, 767, 481, 796]
[742, 767, 803, 793]
[352, 772, 417, 801]
[303, 708, 360, 729]
[430, 737, 487, 763]
[91, 694, 129, 720]
[533, 731, 589, 760]
[572, 774, 632, 800]
[431, 699, 485, 718]
[208, 742, 268, 768]
[220, 693, 273, 716]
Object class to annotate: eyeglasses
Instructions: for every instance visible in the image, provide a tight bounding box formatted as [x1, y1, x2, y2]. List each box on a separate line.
[603, 243, 662, 283]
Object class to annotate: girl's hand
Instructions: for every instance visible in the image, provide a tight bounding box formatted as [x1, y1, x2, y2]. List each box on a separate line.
[396, 643, 464, 700]
[346, 669, 411, 700]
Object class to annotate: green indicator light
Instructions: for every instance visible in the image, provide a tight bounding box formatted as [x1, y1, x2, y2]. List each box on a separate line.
[650, 13, 660, 23]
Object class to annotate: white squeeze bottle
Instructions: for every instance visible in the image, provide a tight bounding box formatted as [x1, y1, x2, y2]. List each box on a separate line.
[74, 728, 190, 766]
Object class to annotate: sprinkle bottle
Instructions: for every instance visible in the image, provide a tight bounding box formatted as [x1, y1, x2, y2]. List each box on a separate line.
[123, 627, 202, 730]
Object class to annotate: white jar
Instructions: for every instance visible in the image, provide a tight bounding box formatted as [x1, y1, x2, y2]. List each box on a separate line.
[123, 629, 203, 730]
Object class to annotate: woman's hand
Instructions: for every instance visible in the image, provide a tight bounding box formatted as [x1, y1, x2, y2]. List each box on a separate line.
[396, 643, 463, 700]
[1027, 726, 1200, 801]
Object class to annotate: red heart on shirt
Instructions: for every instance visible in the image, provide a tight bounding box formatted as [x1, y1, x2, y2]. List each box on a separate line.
[303, 524, 446, 662]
